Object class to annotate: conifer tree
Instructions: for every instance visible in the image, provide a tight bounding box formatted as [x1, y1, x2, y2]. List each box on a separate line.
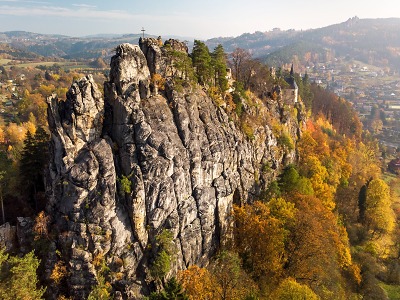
[19, 126, 49, 210]
[0, 249, 46, 299]
[211, 44, 228, 92]
[148, 277, 189, 300]
[191, 40, 212, 86]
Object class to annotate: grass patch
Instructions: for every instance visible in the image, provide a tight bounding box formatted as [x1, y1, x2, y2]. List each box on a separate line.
[382, 172, 400, 198]
[380, 282, 400, 300]
[0, 59, 12, 66]
[2, 61, 91, 70]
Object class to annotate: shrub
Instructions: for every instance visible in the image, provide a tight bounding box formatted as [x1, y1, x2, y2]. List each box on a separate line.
[242, 122, 255, 140]
[150, 250, 171, 279]
[118, 175, 132, 196]
[151, 73, 166, 92]
[150, 229, 175, 280]
[277, 133, 294, 151]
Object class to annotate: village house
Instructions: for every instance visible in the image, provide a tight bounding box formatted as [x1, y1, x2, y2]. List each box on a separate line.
[388, 157, 400, 174]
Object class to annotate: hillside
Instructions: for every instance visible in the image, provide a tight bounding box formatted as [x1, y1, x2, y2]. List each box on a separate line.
[3, 17, 400, 68]
[0, 31, 192, 60]
[206, 17, 400, 70]
[1, 23, 400, 299]
[0, 43, 40, 60]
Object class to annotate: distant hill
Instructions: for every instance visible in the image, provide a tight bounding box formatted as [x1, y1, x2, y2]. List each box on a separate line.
[2, 18, 400, 71]
[0, 32, 146, 59]
[205, 17, 400, 71]
[0, 43, 40, 60]
[0, 31, 194, 60]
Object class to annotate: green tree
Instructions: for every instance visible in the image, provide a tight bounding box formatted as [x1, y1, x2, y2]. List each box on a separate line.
[192, 40, 212, 86]
[211, 44, 228, 92]
[149, 277, 189, 300]
[298, 73, 314, 110]
[163, 44, 195, 83]
[0, 249, 46, 299]
[208, 251, 255, 300]
[150, 229, 175, 280]
[88, 275, 111, 300]
[19, 126, 49, 211]
[279, 165, 314, 196]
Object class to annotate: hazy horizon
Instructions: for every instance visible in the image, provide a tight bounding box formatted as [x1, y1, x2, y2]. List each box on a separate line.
[0, 0, 400, 39]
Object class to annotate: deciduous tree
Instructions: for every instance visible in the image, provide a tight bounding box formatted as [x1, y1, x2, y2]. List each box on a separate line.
[230, 48, 251, 84]
[233, 202, 286, 280]
[178, 265, 215, 300]
[364, 178, 395, 234]
[269, 277, 319, 300]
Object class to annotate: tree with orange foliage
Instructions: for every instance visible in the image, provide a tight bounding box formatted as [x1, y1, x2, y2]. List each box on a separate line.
[0, 127, 5, 144]
[178, 254, 257, 300]
[178, 265, 215, 300]
[233, 201, 286, 280]
[19, 92, 47, 127]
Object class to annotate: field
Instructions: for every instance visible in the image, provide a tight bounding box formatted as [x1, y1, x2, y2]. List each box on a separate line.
[1, 60, 92, 70]
[0, 59, 12, 66]
[380, 282, 400, 299]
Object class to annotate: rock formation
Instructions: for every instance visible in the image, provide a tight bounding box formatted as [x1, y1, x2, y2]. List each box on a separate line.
[46, 38, 305, 299]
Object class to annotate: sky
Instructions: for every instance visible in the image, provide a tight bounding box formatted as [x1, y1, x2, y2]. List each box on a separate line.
[0, 0, 400, 39]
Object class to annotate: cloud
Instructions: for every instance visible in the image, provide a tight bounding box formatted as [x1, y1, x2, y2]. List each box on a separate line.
[0, 0, 50, 3]
[0, 5, 134, 19]
[72, 3, 97, 9]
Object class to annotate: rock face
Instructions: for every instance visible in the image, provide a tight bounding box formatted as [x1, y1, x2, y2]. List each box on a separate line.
[46, 39, 305, 299]
[0, 222, 17, 252]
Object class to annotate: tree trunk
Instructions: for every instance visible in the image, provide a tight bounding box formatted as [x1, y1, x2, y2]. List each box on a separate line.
[1, 192, 4, 224]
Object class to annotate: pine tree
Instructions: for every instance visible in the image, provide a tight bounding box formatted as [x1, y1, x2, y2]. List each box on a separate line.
[148, 277, 189, 300]
[0, 249, 46, 299]
[191, 40, 212, 86]
[211, 44, 228, 92]
[19, 127, 49, 210]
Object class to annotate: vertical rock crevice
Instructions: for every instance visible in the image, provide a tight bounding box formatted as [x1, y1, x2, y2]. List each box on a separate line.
[46, 39, 305, 298]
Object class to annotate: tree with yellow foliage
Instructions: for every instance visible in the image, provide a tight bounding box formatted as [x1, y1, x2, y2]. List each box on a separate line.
[286, 194, 356, 298]
[299, 155, 336, 210]
[5, 122, 27, 145]
[364, 178, 395, 234]
[233, 201, 286, 280]
[269, 277, 319, 300]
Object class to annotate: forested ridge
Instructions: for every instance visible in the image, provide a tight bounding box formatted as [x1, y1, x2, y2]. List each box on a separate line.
[0, 39, 398, 299]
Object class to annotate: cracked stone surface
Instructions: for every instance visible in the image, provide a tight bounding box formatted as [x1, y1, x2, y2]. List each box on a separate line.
[46, 39, 305, 299]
